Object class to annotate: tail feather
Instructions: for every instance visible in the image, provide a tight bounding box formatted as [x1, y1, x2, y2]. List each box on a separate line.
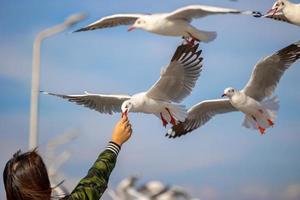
[261, 96, 280, 121]
[242, 96, 280, 130]
[166, 104, 188, 123]
[197, 31, 217, 43]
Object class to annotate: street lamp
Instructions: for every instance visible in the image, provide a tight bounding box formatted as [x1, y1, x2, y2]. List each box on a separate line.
[29, 13, 86, 150]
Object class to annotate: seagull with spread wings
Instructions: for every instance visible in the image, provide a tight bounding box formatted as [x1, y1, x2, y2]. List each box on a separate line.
[167, 41, 300, 138]
[264, 0, 300, 26]
[42, 43, 203, 128]
[74, 5, 261, 43]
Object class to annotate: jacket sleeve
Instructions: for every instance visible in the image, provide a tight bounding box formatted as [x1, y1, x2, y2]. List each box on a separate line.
[63, 142, 121, 200]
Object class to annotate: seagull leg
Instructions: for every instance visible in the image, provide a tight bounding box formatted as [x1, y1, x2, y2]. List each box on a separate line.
[166, 108, 177, 126]
[160, 113, 168, 128]
[252, 115, 266, 135]
[185, 32, 200, 46]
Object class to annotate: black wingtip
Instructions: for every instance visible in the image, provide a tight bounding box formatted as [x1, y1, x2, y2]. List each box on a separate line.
[252, 11, 263, 18]
[73, 27, 89, 33]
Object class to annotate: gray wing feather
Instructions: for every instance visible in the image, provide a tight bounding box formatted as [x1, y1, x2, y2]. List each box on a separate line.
[146, 43, 203, 103]
[242, 41, 300, 101]
[167, 99, 237, 138]
[74, 14, 145, 32]
[166, 5, 245, 22]
[42, 91, 131, 114]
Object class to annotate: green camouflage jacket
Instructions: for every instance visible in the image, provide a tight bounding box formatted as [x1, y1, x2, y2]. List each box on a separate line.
[62, 142, 120, 200]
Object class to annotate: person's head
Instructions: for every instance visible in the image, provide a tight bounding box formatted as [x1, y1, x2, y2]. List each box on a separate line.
[3, 149, 52, 200]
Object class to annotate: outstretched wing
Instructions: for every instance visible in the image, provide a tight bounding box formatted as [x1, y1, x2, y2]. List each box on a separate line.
[167, 99, 237, 138]
[146, 43, 203, 103]
[242, 41, 300, 101]
[74, 14, 146, 32]
[166, 5, 256, 22]
[42, 91, 131, 114]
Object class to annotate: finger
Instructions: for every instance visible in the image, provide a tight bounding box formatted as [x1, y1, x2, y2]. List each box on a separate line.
[123, 120, 130, 128]
[121, 116, 127, 123]
[125, 126, 131, 133]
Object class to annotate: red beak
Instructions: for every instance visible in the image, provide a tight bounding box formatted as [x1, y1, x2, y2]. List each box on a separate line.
[121, 110, 128, 118]
[128, 26, 136, 32]
[222, 94, 226, 97]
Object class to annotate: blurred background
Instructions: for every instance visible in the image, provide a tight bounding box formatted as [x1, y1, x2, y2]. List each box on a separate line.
[0, 0, 299, 199]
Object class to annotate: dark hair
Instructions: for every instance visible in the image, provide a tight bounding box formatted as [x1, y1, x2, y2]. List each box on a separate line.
[3, 149, 52, 200]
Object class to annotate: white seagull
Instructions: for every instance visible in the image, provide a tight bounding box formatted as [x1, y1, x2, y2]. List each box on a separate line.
[264, 0, 300, 26]
[167, 41, 300, 138]
[137, 181, 199, 200]
[74, 5, 261, 43]
[42, 43, 203, 128]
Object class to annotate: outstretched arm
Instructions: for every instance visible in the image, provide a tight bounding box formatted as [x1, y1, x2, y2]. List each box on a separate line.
[64, 116, 132, 200]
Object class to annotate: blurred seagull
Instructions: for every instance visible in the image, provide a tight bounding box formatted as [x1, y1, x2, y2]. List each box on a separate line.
[42, 42, 203, 128]
[74, 5, 261, 43]
[138, 181, 199, 200]
[167, 41, 300, 138]
[264, 0, 300, 26]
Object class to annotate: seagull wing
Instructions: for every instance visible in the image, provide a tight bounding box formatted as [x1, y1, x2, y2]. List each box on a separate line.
[74, 14, 146, 32]
[242, 41, 300, 101]
[264, 13, 293, 25]
[146, 43, 203, 103]
[167, 99, 237, 138]
[42, 91, 131, 114]
[166, 5, 252, 22]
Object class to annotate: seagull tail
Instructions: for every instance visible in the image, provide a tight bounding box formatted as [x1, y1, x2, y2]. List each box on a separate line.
[261, 96, 280, 121]
[187, 28, 217, 43]
[196, 30, 217, 43]
[242, 96, 280, 130]
[166, 104, 188, 123]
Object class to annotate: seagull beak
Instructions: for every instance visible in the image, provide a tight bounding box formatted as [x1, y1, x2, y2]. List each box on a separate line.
[121, 109, 128, 118]
[222, 94, 226, 97]
[128, 25, 136, 32]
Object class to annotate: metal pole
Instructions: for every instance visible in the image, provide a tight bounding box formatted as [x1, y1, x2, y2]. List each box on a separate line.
[29, 14, 86, 150]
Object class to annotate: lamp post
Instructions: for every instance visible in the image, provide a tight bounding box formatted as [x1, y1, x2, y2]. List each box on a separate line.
[29, 13, 86, 150]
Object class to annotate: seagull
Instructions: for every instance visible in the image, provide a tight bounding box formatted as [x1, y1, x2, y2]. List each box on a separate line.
[138, 181, 199, 200]
[167, 41, 300, 138]
[74, 5, 261, 43]
[42, 42, 203, 128]
[264, 0, 300, 26]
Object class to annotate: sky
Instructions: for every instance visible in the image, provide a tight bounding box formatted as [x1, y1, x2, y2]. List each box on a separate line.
[0, 0, 300, 199]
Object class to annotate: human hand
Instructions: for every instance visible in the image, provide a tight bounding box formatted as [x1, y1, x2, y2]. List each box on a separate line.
[111, 116, 132, 146]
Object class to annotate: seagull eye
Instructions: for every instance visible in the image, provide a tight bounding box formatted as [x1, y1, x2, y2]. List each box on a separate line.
[282, 2, 284, 5]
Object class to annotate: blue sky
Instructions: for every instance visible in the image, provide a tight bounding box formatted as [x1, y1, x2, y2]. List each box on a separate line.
[0, 0, 300, 199]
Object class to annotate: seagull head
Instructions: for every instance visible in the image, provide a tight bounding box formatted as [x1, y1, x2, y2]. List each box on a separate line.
[266, 0, 287, 17]
[121, 100, 133, 117]
[222, 87, 237, 98]
[128, 18, 147, 32]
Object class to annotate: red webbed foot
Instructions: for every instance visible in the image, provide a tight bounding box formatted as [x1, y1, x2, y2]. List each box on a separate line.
[267, 119, 274, 127]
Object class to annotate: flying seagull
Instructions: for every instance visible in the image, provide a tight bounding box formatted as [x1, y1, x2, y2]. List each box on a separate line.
[74, 5, 261, 43]
[42, 42, 203, 128]
[167, 41, 300, 138]
[264, 0, 300, 26]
